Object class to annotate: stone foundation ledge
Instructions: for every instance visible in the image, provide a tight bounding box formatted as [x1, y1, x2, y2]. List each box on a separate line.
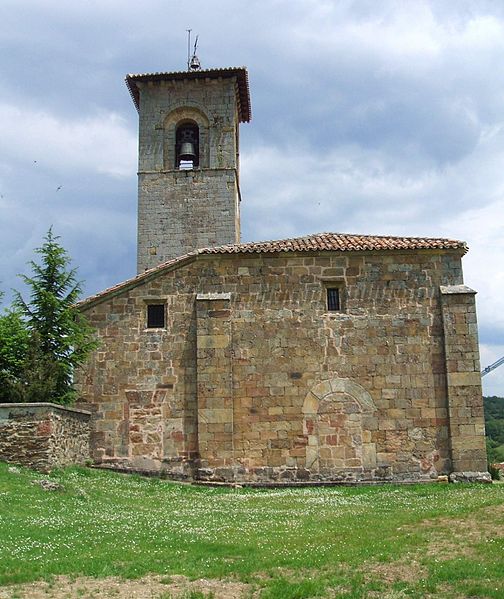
[87, 462, 492, 485]
[449, 471, 492, 483]
[92, 459, 194, 481]
[91, 464, 445, 487]
[195, 465, 439, 484]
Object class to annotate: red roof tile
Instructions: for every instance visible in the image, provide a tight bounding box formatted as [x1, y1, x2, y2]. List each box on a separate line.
[77, 232, 467, 310]
[203, 232, 466, 254]
[125, 67, 251, 123]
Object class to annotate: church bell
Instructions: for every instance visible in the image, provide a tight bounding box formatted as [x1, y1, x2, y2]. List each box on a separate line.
[179, 141, 196, 161]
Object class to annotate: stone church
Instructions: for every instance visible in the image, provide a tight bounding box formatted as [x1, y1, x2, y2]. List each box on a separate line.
[76, 65, 488, 483]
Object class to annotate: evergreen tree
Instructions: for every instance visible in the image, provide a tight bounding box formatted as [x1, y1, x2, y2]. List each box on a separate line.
[0, 305, 30, 401]
[12, 228, 96, 404]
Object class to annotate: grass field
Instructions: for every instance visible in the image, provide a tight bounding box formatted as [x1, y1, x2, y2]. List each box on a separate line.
[1, 462, 504, 598]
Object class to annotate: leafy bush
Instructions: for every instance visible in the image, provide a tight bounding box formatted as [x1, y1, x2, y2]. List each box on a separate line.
[488, 463, 501, 481]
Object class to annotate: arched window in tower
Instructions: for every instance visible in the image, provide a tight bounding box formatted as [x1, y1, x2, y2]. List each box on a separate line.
[176, 122, 199, 170]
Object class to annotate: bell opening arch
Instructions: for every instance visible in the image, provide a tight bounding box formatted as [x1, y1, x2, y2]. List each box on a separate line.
[162, 106, 210, 170]
[175, 120, 199, 169]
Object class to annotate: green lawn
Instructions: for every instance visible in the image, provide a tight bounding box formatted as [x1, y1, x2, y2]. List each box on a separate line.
[1, 462, 504, 598]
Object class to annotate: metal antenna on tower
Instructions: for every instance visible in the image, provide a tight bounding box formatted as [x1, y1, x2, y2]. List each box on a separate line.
[186, 29, 192, 71]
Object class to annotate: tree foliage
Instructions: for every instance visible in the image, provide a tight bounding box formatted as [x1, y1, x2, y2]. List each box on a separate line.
[0, 307, 30, 401]
[484, 395, 504, 464]
[0, 229, 96, 404]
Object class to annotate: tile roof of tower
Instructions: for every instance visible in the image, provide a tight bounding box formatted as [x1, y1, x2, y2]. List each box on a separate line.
[77, 232, 467, 310]
[125, 66, 251, 122]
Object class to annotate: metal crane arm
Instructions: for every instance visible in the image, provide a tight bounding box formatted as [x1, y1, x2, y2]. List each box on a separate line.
[481, 355, 504, 377]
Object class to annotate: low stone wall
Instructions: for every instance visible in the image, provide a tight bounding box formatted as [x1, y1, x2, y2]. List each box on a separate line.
[0, 403, 91, 472]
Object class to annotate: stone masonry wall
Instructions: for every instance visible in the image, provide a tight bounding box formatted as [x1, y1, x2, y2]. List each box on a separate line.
[138, 169, 239, 270]
[196, 293, 234, 474]
[0, 403, 91, 472]
[440, 286, 488, 476]
[76, 248, 487, 482]
[136, 77, 241, 272]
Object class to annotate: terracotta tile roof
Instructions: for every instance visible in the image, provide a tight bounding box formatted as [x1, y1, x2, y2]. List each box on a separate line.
[77, 232, 467, 310]
[203, 232, 467, 254]
[125, 67, 251, 122]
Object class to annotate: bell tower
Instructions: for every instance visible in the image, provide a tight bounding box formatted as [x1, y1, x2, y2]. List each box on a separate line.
[126, 67, 251, 272]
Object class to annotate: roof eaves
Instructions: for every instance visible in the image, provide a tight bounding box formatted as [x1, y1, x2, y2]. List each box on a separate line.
[125, 66, 251, 122]
[77, 252, 197, 311]
[196, 233, 468, 256]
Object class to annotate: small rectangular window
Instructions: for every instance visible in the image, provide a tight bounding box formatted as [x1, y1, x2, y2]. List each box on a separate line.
[326, 288, 341, 312]
[147, 304, 165, 328]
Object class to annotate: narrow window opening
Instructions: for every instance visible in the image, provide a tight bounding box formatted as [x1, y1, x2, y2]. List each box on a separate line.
[147, 304, 165, 328]
[326, 288, 341, 312]
[176, 123, 199, 170]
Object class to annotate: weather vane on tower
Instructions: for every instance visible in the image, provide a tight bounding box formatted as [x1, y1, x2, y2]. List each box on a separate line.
[186, 29, 201, 71]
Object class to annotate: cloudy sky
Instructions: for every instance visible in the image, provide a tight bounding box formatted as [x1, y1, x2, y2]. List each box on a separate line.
[1, 0, 503, 395]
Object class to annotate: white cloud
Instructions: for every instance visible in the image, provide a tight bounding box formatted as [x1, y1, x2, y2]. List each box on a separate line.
[242, 115, 504, 239]
[0, 103, 136, 177]
[442, 197, 504, 341]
